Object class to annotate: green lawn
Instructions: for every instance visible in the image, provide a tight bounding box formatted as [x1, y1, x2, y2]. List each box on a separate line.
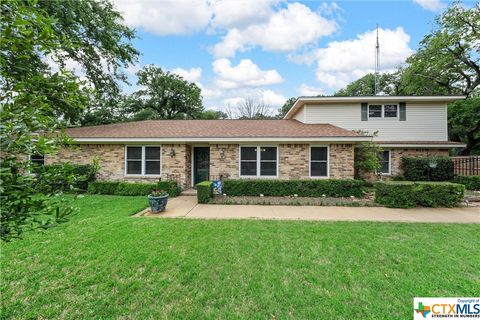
[2, 195, 479, 319]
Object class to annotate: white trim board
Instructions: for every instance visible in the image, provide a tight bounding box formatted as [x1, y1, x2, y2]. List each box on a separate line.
[72, 136, 372, 143]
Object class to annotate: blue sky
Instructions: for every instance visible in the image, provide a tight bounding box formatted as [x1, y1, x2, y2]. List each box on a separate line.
[112, 0, 467, 114]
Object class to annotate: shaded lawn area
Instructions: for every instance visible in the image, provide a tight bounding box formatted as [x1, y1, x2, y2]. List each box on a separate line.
[2, 195, 479, 319]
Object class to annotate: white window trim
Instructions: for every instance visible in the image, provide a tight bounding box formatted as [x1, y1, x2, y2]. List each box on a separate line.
[378, 149, 392, 176]
[239, 145, 279, 178]
[309, 145, 330, 179]
[125, 145, 162, 177]
[28, 154, 45, 166]
[368, 104, 399, 119]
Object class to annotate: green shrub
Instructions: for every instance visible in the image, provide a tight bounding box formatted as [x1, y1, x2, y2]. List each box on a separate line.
[222, 179, 365, 198]
[34, 163, 98, 191]
[87, 181, 119, 194]
[197, 181, 213, 203]
[115, 182, 157, 196]
[374, 181, 464, 208]
[455, 175, 480, 191]
[402, 156, 454, 181]
[157, 180, 180, 197]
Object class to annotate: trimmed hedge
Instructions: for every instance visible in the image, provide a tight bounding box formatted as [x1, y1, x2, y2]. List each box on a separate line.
[88, 180, 180, 196]
[35, 163, 97, 191]
[222, 179, 365, 198]
[402, 156, 454, 181]
[196, 181, 213, 203]
[116, 182, 157, 196]
[158, 180, 180, 197]
[455, 175, 480, 191]
[87, 181, 119, 194]
[374, 181, 464, 208]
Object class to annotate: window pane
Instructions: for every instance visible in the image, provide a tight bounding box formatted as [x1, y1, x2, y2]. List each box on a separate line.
[311, 162, 327, 177]
[127, 160, 141, 174]
[260, 147, 276, 161]
[380, 161, 389, 173]
[384, 105, 398, 117]
[379, 151, 390, 173]
[241, 162, 256, 176]
[260, 162, 276, 176]
[381, 150, 390, 162]
[127, 147, 142, 160]
[369, 105, 382, 118]
[311, 147, 327, 161]
[145, 147, 160, 160]
[145, 161, 160, 175]
[30, 154, 45, 165]
[241, 147, 257, 161]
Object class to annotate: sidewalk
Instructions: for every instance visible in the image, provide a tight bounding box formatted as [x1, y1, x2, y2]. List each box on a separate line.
[134, 196, 480, 224]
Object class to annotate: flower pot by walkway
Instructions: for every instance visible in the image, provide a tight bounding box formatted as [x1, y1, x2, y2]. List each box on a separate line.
[134, 196, 480, 224]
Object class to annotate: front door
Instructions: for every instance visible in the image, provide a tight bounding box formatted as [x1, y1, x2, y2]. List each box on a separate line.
[193, 147, 210, 185]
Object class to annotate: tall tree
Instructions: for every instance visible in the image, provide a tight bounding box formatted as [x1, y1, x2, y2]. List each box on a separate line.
[0, 0, 137, 240]
[334, 73, 404, 96]
[198, 110, 229, 120]
[276, 97, 296, 118]
[400, 3, 479, 96]
[127, 65, 204, 120]
[448, 97, 480, 155]
[238, 98, 275, 119]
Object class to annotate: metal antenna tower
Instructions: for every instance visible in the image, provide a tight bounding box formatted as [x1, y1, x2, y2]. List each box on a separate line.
[374, 24, 380, 95]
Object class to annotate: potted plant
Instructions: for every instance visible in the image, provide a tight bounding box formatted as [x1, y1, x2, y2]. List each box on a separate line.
[148, 189, 169, 213]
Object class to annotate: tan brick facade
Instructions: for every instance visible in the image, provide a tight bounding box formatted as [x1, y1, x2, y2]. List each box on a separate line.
[46, 143, 449, 188]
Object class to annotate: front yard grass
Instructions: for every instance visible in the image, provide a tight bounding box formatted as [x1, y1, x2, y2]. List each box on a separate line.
[2, 195, 479, 319]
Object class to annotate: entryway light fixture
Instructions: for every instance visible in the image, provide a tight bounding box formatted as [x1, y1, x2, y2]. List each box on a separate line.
[219, 148, 225, 159]
[169, 148, 176, 157]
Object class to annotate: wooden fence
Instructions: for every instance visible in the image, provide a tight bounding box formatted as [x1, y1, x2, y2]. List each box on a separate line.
[451, 156, 480, 176]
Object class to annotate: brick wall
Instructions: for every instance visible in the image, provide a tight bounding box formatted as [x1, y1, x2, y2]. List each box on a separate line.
[162, 144, 191, 188]
[210, 144, 239, 179]
[390, 148, 449, 176]
[278, 144, 309, 179]
[330, 144, 355, 179]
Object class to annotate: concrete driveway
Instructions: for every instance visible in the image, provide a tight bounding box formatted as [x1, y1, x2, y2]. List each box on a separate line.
[134, 196, 480, 224]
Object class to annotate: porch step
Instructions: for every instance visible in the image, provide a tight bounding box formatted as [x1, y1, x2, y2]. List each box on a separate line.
[180, 188, 197, 196]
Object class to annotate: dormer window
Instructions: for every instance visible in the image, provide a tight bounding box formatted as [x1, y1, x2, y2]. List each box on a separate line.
[368, 105, 382, 118]
[384, 104, 398, 117]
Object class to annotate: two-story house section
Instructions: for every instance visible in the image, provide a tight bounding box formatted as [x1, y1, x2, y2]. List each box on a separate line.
[284, 96, 466, 176]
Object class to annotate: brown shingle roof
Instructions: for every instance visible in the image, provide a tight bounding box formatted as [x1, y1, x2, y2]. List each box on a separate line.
[65, 119, 362, 138]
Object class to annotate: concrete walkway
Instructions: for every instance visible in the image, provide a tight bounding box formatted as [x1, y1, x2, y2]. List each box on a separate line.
[134, 196, 480, 224]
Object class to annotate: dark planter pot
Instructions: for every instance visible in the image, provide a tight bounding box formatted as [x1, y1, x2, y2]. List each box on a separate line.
[148, 194, 169, 213]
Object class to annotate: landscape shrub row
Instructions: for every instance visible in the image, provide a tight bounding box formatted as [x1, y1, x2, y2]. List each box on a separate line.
[88, 180, 179, 197]
[196, 181, 213, 203]
[222, 179, 365, 198]
[34, 163, 97, 191]
[374, 181, 464, 208]
[402, 156, 454, 181]
[454, 175, 480, 191]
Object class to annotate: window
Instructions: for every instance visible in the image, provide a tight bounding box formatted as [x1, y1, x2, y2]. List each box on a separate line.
[368, 105, 382, 118]
[310, 146, 328, 177]
[125, 146, 161, 176]
[368, 104, 398, 118]
[384, 104, 398, 117]
[379, 150, 390, 174]
[240, 146, 277, 177]
[30, 154, 45, 166]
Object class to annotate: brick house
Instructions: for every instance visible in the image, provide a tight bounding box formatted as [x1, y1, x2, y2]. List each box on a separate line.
[40, 96, 465, 189]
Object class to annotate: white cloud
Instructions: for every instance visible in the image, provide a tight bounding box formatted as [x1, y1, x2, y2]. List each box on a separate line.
[260, 89, 287, 106]
[412, 0, 445, 11]
[212, 2, 337, 58]
[298, 84, 324, 96]
[212, 58, 283, 89]
[171, 67, 202, 83]
[311, 27, 413, 90]
[211, 0, 278, 29]
[112, 0, 212, 35]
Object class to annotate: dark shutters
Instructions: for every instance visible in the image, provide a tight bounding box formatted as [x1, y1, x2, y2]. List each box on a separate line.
[399, 102, 406, 121]
[361, 103, 368, 121]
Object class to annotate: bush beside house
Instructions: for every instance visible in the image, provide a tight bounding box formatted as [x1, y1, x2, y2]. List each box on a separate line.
[88, 180, 179, 197]
[454, 176, 480, 191]
[196, 181, 213, 203]
[223, 179, 365, 198]
[374, 181, 464, 208]
[402, 157, 454, 181]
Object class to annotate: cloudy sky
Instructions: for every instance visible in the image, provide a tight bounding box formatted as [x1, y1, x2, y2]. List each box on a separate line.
[112, 0, 458, 112]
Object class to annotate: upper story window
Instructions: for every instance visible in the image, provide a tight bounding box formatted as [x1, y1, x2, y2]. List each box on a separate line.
[240, 146, 277, 177]
[368, 104, 398, 118]
[30, 154, 45, 166]
[125, 146, 161, 176]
